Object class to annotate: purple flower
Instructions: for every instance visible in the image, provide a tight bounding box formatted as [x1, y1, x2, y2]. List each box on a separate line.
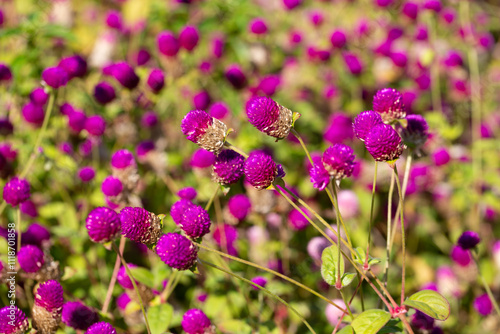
[42, 67, 68, 88]
[343, 52, 363, 75]
[20, 199, 38, 218]
[258, 75, 281, 96]
[147, 68, 165, 93]
[432, 148, 450, 166]
[22, 223, 50, 247]
[3, 177, 30, 206]
[288, 207, 310, 231]
[193, 91, 211, 110]
[86, 207, 121, 243]
[225, 65, 247, 89]
[474, 294, 493, 316]
[402, 1, 419, 20]
[61, 301, 99, 330]
[251, 276, 268, 290]
[171, 199, 195, 225]
[85, 115, 106, 136]
[93, 82, 116, 105]
[212, 149, 245, 185]
[228, 194, 251, 221]
[246, 96, 293, 139]
[249, 18, 268, 35]
[105, 10, 123, 30]
[307, 237, 329, 261]
[136, 140, 155, 159]
[330, 30, 347, 48]
[117, 265, 138, 289]
[372, 88, 406, 123]
[178, 187, 197, 200]
[86, 322, 117, 334]
[450, 245, 472, 267]
[0, 118, 13, 136]
[0, 306, 29, 334]
[353, 110, 383, 142]
[179, 26, 200, 51]
[120, 207, 162, 245]
[181, 309, 212, 334]
[244, 151, 278, 190]
[111, 149, 135, 169]
[101, 176, 123, 197]
[365, 124, 405, 162]
[209, 102, 229, 119]
[141, 111, 158, 127]
[0, 64, 12, 82]
[18, 245, 44, 273]
[181, 110, 227, 153]
[157, 31, 180, 57]
[190, 149, 215, 168]
[109, 62, 139, 89]
[156, 233, 198, 270]
[178, 204, 211, 239]
[411, 310, 434, 330]
[22, 102, 45, 126]
[34, 280, 64, 312]
[213, 224, 238, 247]
[78, 167, 95, 182]
[68, 110, 87, 133]
[423, 0, 442, 12]
[30, 87, 49, 106]
[283, 0, 301, 10]
[116, 293, 130, 310]
[399, 114, 429, 149]
[212, 36, 225, 58]
[58, 55, 87, 79]
[391, 51, 408, 68]
[457, 231, 480, 250]
[375, 0, 394, 7]
[309, 163, 330, 191]
[136, 49, 151, 66]
[322, 144, 356, 180]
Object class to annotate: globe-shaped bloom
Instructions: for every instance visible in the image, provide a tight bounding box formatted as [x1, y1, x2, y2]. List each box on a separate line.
[228, 194, 252, 221]
[0, 306, 29, 334]
[78, 167, 95, 182]
[372, 88, 406, 123]
[18, 245, 44, 273]
[225, 65, 247, 89]
[85, 115, 106, 136]
[249, 18, 268, 35]
[181, 309, 212, 334]
[399, 114, 428, 149]
[330, 30, 347, 48]
[34, 280, 64, 312]
[353, 111, 383, 141]
[120, 207, 162, 245]
[450, 245, 472, 267]
[61, 301, 99, 330]
[156, 233, 198, 270]
[322, 144, 356, 180]
[58, 55, 87, 79]
[365, 124, 405, 162]
[86, 322, 117, 334]
[474, 294, 493, 316]
[179, 26, 200, 51]
[181, 110, 227, 153]
[171, 199, 195, 225]
[22, 103, 45, 126]
[250, 276, 268, 290]
[3, 177, 30, 206]
[109, 62, 139, 90]
[212, 150, 245, 185]
[30, 87, 49, 106]
[85, 207, 121, 243]
[22, 223, 50, 248]
[0, 64, 12, 82]
[42, 67, 68, 88]
[246, 96, 293, 139]
[93, 82, 116, 105]
[111, 149, 135, 169]
[157, 31, 180, 57]
[177, 204, 211, 239]
[147, 68, 165, 93]
[244, 151, 278, 190]
[457, 231, 480, 250]
[177, 187, 197, 200]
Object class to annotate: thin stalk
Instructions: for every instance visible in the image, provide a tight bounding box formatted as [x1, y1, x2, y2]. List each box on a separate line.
[398, 314, 415, 334]
[101, 236, 126, 314]
[366, 161, 378, 270]
[393, 166, 406, 305]
[199, 259, 317, 334]
[383, 171, 395, 295]
[16, 208, 21, 254]
[390, 155, 413, 250]
[368, 269, 399, 308]
[339, 291, 353, 319]
[326, 186, 352, 249]
[223, 141, 249, 158]
[205, 186, 219, 211]
[333, 276, 365, 333]
[331, 184, 342, 288]
[112, 242, 151, 334]
[472, 251, 500, 318]
[291, 128, 313, 164]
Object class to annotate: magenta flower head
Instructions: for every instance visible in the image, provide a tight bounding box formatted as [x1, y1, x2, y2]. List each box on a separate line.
[225, 65, 247, 90]
[258, 75, 281, 96]
[457, 231, 480, 250]
[212, 149, 245, 185]
[343, 52, 363, 75]
[136, 140, 155, 160]
[93, 82, 116, 105]
[190, 149, 215, 168]
[22, 102, 45, 126]
[42, 66, 68, 88]
[193, 91, 211, 110]
[110, 62, 139, 89]
[0, 64, 12, 82]
[323, 113, 354, 144]
[116, 293, 130, 310]
[399, 114, 428, 149]
[105, 10, 123, 30]
[423, 0, 442, 12]
[251, 276, 268, 290]
[141, 111, 158, 128]
[22, 223, 50, 247]
[117, 264, 138, 289]
[177, 204, 211, 239]
[450, 245, 472, 267]
[171, 199, 195, 225]
[411, 310, 434, 330]
[147, 68, 165, 93]
[30, 87, 49, 106]
[209, 102, 229, 119]
[249, 18, 268, 35]
[111, 149, 135, 169]
[307, 237, 330, 262]
[432, 148, 450, 166]
[179, 26, 200, 51]
[156, 233, 198, 270]
[244, 151, 279, 190]
[402, 1, 419, 20]
[0, 306, 29, 334]
[246, 96, 294, 139]
[178, 187, 197, 200]
[68, 110, 87, 133]
[58, 55, 87, 79]
[86, 207, 121, 243]
[20, 200, 38, 218]
[213, 224, 238, 252]
[18, 245, 44, 273]
[373, 88, 406, 123]
[78, 166, 96, 182]
[228, 194, 252, 221]
[288, 207, 310, 231]
[86, 322, 117, 334]
[32, 280, 64, 333]
[102, 176, 123, 197]
[120, 207, 162, 245]
[182, 309, 212, 334]
[330, 29, 347, 49]
[136, 49, 151, 66]
[181, 110, 227, 153]
[353, 110, 383, 142]
[323, 144, 356, 180]
[474, 294, 493, 316]
[3, 176, 30, 206]
[0, 118, 13, 136]
[62, 301, 99, 330]
[212, 35, 225, 58]
[365, 124, 406, 163]
[157, 31, 180, 57]
[283, 0, 301, 10]
[85, 115, 106, 136]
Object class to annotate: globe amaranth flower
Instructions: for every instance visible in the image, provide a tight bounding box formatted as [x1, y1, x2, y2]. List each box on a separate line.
[0, 63, 12, 82]
[246, 96, 294, 139]
[18, 245, 44, 273]
[93, 82, 116, 105]
[85, 115, 106, 136]
[120, 207, 162, 245]
[86, 207, 121, 243]
[228, 194, 252, 221]
[324, 112, 354, 144]
[399, 114, 428, 149]
[101, 176, 123, 197]
[251, 276, 268, 290]
[179, 26, 200, 51]
[105, 10, 123, 30]
[343, 52, 363, 75]
[176, 204, 211, 239]
[402, 1, 419, 20]
[322, 144, 356, 179]
[365, 123, 406, 162]
[213, 224, 238, 250]
[450, 245, 472, 267]
[0, 306, 30, 334]
[78, 166, 95, 182]
[372, 88, 406, 123]
[156, 233, 198, 270]
[20, 199, 38, 218]
[249, 18, 268, 35]
[30, 87, 49, 106]
[147, 68, 164, 93]
[411, 310, 435, 330]
[22, 223, 50, 247]
[58, 55, 87, 79]
[190, 149, 215, 168]
[62, 301, 99, 330]
[244, 151, 279, 190]
[212, 149, 245, 185]
[0, 118, 13, 135]
[181, 110, 227, 153]
[42, 67, 68, 88]
[22, 102, 45, 126]
[330, 29, 347, 48]
[307, 237, 330, 262]
[86, 322, 117, 334]
[109, 62, 139, 90]
[3, 176, 30, 206]
[68, 110, 87, 133]
[171, 199, 195, 225]
[474, 294, 493, 316]
[193, 91, 211, 110]
[157, 31, 180, 57]
[177, 187, 197, 200]
[182, 309, 213, 334]
[32, 280, 64, 334]
[111, 149, 135, 169]
[457, 231, 480, 250]
[353, 110, 383, 141]
[310, 160, 332, 191]
[225, 65, 247, 89]
[136, 48, 151, 66]
[141, 111, 158, 128]
[288, 207, 311, 231]
[117, 264, 138, 289]
[136, 140, 155, 160]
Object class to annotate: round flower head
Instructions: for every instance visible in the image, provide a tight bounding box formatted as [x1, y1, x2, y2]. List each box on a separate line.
[181, 110, 227, 153]
[42, 67, 68, 88]
[402, 1, 419, 20]
[22, 102, 45, 126]
[246, 96, 293, 139]
[61, 301, 99, 330]
[78, 167, 95, 182]
[228, 194, 252, 221]
[117, 264, 138, 289]
[147, 68, 165, 93]
[244, 151, 278, 190]
[136, 140, 155, 159]
[209, 102, 229, 119]
[105, 10, 122, 30]
[157, 31, 180, 57]
[141, 111, 158, 128]
[34, 280, 64, 311]
[22, 223, 50, 247]
[321, 144, 356, 180]
[288, 207, 311, 231]
[258, 75, 281, 96]
[457, 231, 480, 250]
[86, 322, 117, 334]
[432, 148, 450, 166]
[330, 29, 347, 48]
[85, 115, 106, 136]
[111, 149, 135, 169]
[30, 87, 49, 106]
[372, 88, 406, 123]
[365, 123, 405, 162]
[190, 149, 215, 168]
[0, 64, 12, 82]
[18, 245, 44, 273]
[136, 49, 151, 66]
[423, 0, 441, 12]
[343, 52, 363, 75]
[109, 62, 139, 89]
[182, 309, 212, 334]
[93, 82, 116, 105]
[178, 204, 211, 239]
[3, 177, 30, 206]
[179, 26, 200, 51]
[213, 224, 238, 247]
[20, 199, 38, 218]
[225, 65, 247, 89]
[249, 18, 268, 35]
[116, 293, 130, 310]
[307, 237, 330, 262]
[0, 306, 29, 334]
[0, 118, 14, 135]
[251, 276, 268, 290]
[178, 187, 197, 200]
[58, 55, 87, 79]
[85, 207, 121, 243]
[68, 110, 87, 133]
[474, 294, 493, 316]
[120, 207, 162, 245]
[399, 114, 428, 149]
[171, 199, 195, 225]
[325, 299, 347, 327]
[212, 149, 245, 185]
[411, 310, 434, 330]
[156, 233, 198, 270]
[450, 245, 472, 267]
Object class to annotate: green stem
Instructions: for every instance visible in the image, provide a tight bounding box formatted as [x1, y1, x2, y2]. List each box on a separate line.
[366, 161, 378, 270]
[393, 166, 406, 305]
[331, 184, 342, 289]
[199, 259, 317, 334]
[223, 141, 249, 158]
[390, 154, 413, 250]
[101, 236, 126, 315]
[326, 186, 353, 249]
[472, 251, 500, 318]
[383, 170, 395, 297]
[112, 242, 151, 334]
[205, 186, 219, 211]
[339, 291, 353, 319]
[291, 128, 313, 164]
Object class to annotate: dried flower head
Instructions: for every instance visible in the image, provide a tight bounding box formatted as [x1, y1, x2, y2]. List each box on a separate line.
[120, 207, 162, 245]
[246, 96, 294, 139]
[181, 110, 227, 153]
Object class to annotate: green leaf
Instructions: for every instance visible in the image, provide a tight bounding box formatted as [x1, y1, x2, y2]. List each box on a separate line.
[337, 325, 354, 334]
[129, 267, 155, 289]
[377, 319, 403, 334]
[147, 304, 173, 334]
[321, 245, 344, 286]
[218, 320, 252, 334]
[351, 310, 391, 334]
[353, 247, 381, 267]
[404, 290, 450, 320]
[342, 273, 357, 287]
